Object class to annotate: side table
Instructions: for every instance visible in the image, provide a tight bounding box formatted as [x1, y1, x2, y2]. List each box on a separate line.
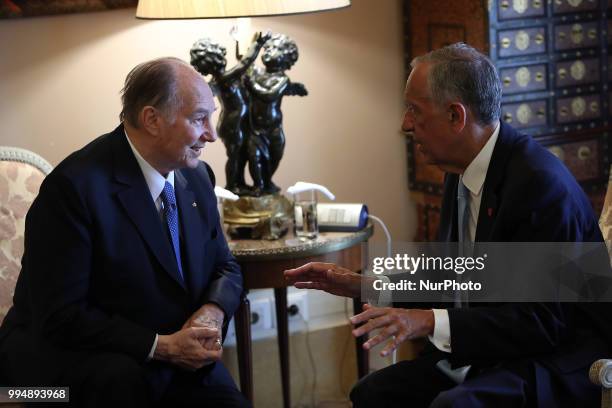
[229, 224, 374, 408]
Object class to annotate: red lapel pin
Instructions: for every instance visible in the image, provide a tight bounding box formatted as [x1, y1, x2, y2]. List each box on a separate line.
[487, 208, 493, 217]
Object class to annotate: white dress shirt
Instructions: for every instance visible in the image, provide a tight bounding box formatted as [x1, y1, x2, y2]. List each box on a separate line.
[124, 129, 176, 360]
[428, 122, 500, 382]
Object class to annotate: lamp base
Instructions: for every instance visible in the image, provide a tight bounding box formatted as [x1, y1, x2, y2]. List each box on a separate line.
[223, 193, 292, 240]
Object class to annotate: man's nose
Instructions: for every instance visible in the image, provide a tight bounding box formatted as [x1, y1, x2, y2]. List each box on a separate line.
[202, 118, 217, 142]
[402, 111, 414, 133]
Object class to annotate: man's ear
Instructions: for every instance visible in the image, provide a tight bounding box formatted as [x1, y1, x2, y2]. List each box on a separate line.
[448, 102, 467, 132]
[140, 106, 162, 136]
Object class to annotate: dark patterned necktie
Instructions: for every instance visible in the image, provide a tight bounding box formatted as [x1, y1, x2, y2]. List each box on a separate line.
[160, 181, 184, 282]
[456, 178, 471, 307]
[457, 179, 470, 245]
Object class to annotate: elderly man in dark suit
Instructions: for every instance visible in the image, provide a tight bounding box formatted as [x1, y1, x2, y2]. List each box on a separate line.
[0, 57, 249, 407]
[285, 43, 611, 407]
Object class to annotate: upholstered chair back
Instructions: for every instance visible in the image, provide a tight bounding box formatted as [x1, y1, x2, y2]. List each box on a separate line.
[0, 147, 52, 324]
[589, 168, 612, 408]
[600, 169, 612, 242]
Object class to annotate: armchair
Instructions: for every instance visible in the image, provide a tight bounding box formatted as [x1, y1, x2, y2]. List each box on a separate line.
[589, 167, 612, 408]
[0, 147, 52, 325]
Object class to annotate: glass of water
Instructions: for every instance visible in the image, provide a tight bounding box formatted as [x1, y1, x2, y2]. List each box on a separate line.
[293, 190, 318, 240]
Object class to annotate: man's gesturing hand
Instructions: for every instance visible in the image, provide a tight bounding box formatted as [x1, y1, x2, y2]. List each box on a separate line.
[350, 304, 434, 357]
[154, 327, 223, 371]
[284, 262, 362, 298]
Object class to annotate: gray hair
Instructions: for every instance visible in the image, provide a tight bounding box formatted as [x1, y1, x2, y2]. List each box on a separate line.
[411, 43, 502, 125]
[119, 57, 187, 127]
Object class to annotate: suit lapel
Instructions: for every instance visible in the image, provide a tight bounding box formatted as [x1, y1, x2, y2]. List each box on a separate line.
[111, 126, 187, 291]
[475, 122, 516, 242]
[175, 170, 208, 302]
[475, 191, 497, 241]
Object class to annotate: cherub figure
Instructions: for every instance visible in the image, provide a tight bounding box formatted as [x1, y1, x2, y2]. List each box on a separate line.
[190, 32, 270, 195]
[245, 33, 308, 196]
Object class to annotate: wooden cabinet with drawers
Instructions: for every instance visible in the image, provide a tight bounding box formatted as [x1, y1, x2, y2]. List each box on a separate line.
[403, 0, 612, 241]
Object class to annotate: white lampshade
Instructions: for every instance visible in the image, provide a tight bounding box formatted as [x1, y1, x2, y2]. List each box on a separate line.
[136, 0, 351, 19]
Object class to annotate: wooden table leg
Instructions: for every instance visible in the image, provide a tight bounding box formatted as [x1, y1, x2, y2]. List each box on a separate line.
[274, 287, 290, 408]
[353, 298, 369, 378]
[235, 294, 253, 402]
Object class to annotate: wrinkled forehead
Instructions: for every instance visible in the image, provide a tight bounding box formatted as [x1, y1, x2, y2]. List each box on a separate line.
[179, 71, 215, 112]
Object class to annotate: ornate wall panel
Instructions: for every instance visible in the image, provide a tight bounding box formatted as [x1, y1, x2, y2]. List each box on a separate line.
[500, 63, 548, 93]
[540, 131, 608, 184]
[554, 21, 600, 50]
[554, 57, 600, 87]
[497, 26, 547, 57]
[403, 0, 487, 199]
[501, 99, 548, 128]
[498, 0, 546, 19]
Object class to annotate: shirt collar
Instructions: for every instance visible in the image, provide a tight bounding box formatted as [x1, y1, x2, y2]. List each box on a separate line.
[124, 128, 174, 203]
[461, 121, 500, 197]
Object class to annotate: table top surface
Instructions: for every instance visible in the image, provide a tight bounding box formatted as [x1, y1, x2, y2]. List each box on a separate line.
[228, 224, 374, 261]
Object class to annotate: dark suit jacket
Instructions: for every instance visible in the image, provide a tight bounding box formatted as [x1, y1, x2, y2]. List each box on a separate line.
[0, 124, 242, 384]
[435, 121, 611, 380]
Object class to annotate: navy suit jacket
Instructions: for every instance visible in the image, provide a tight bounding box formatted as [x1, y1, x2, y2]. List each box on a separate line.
[0, 124, 242, 381]
[435, 122, 611, 375]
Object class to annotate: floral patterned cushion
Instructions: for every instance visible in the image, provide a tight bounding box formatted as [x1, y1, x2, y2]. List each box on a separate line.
[600, 170, 612, 242]
[0, 160, 46, 324]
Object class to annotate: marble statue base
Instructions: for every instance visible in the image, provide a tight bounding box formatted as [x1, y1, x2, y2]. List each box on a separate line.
[223, 193, 293, 240]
